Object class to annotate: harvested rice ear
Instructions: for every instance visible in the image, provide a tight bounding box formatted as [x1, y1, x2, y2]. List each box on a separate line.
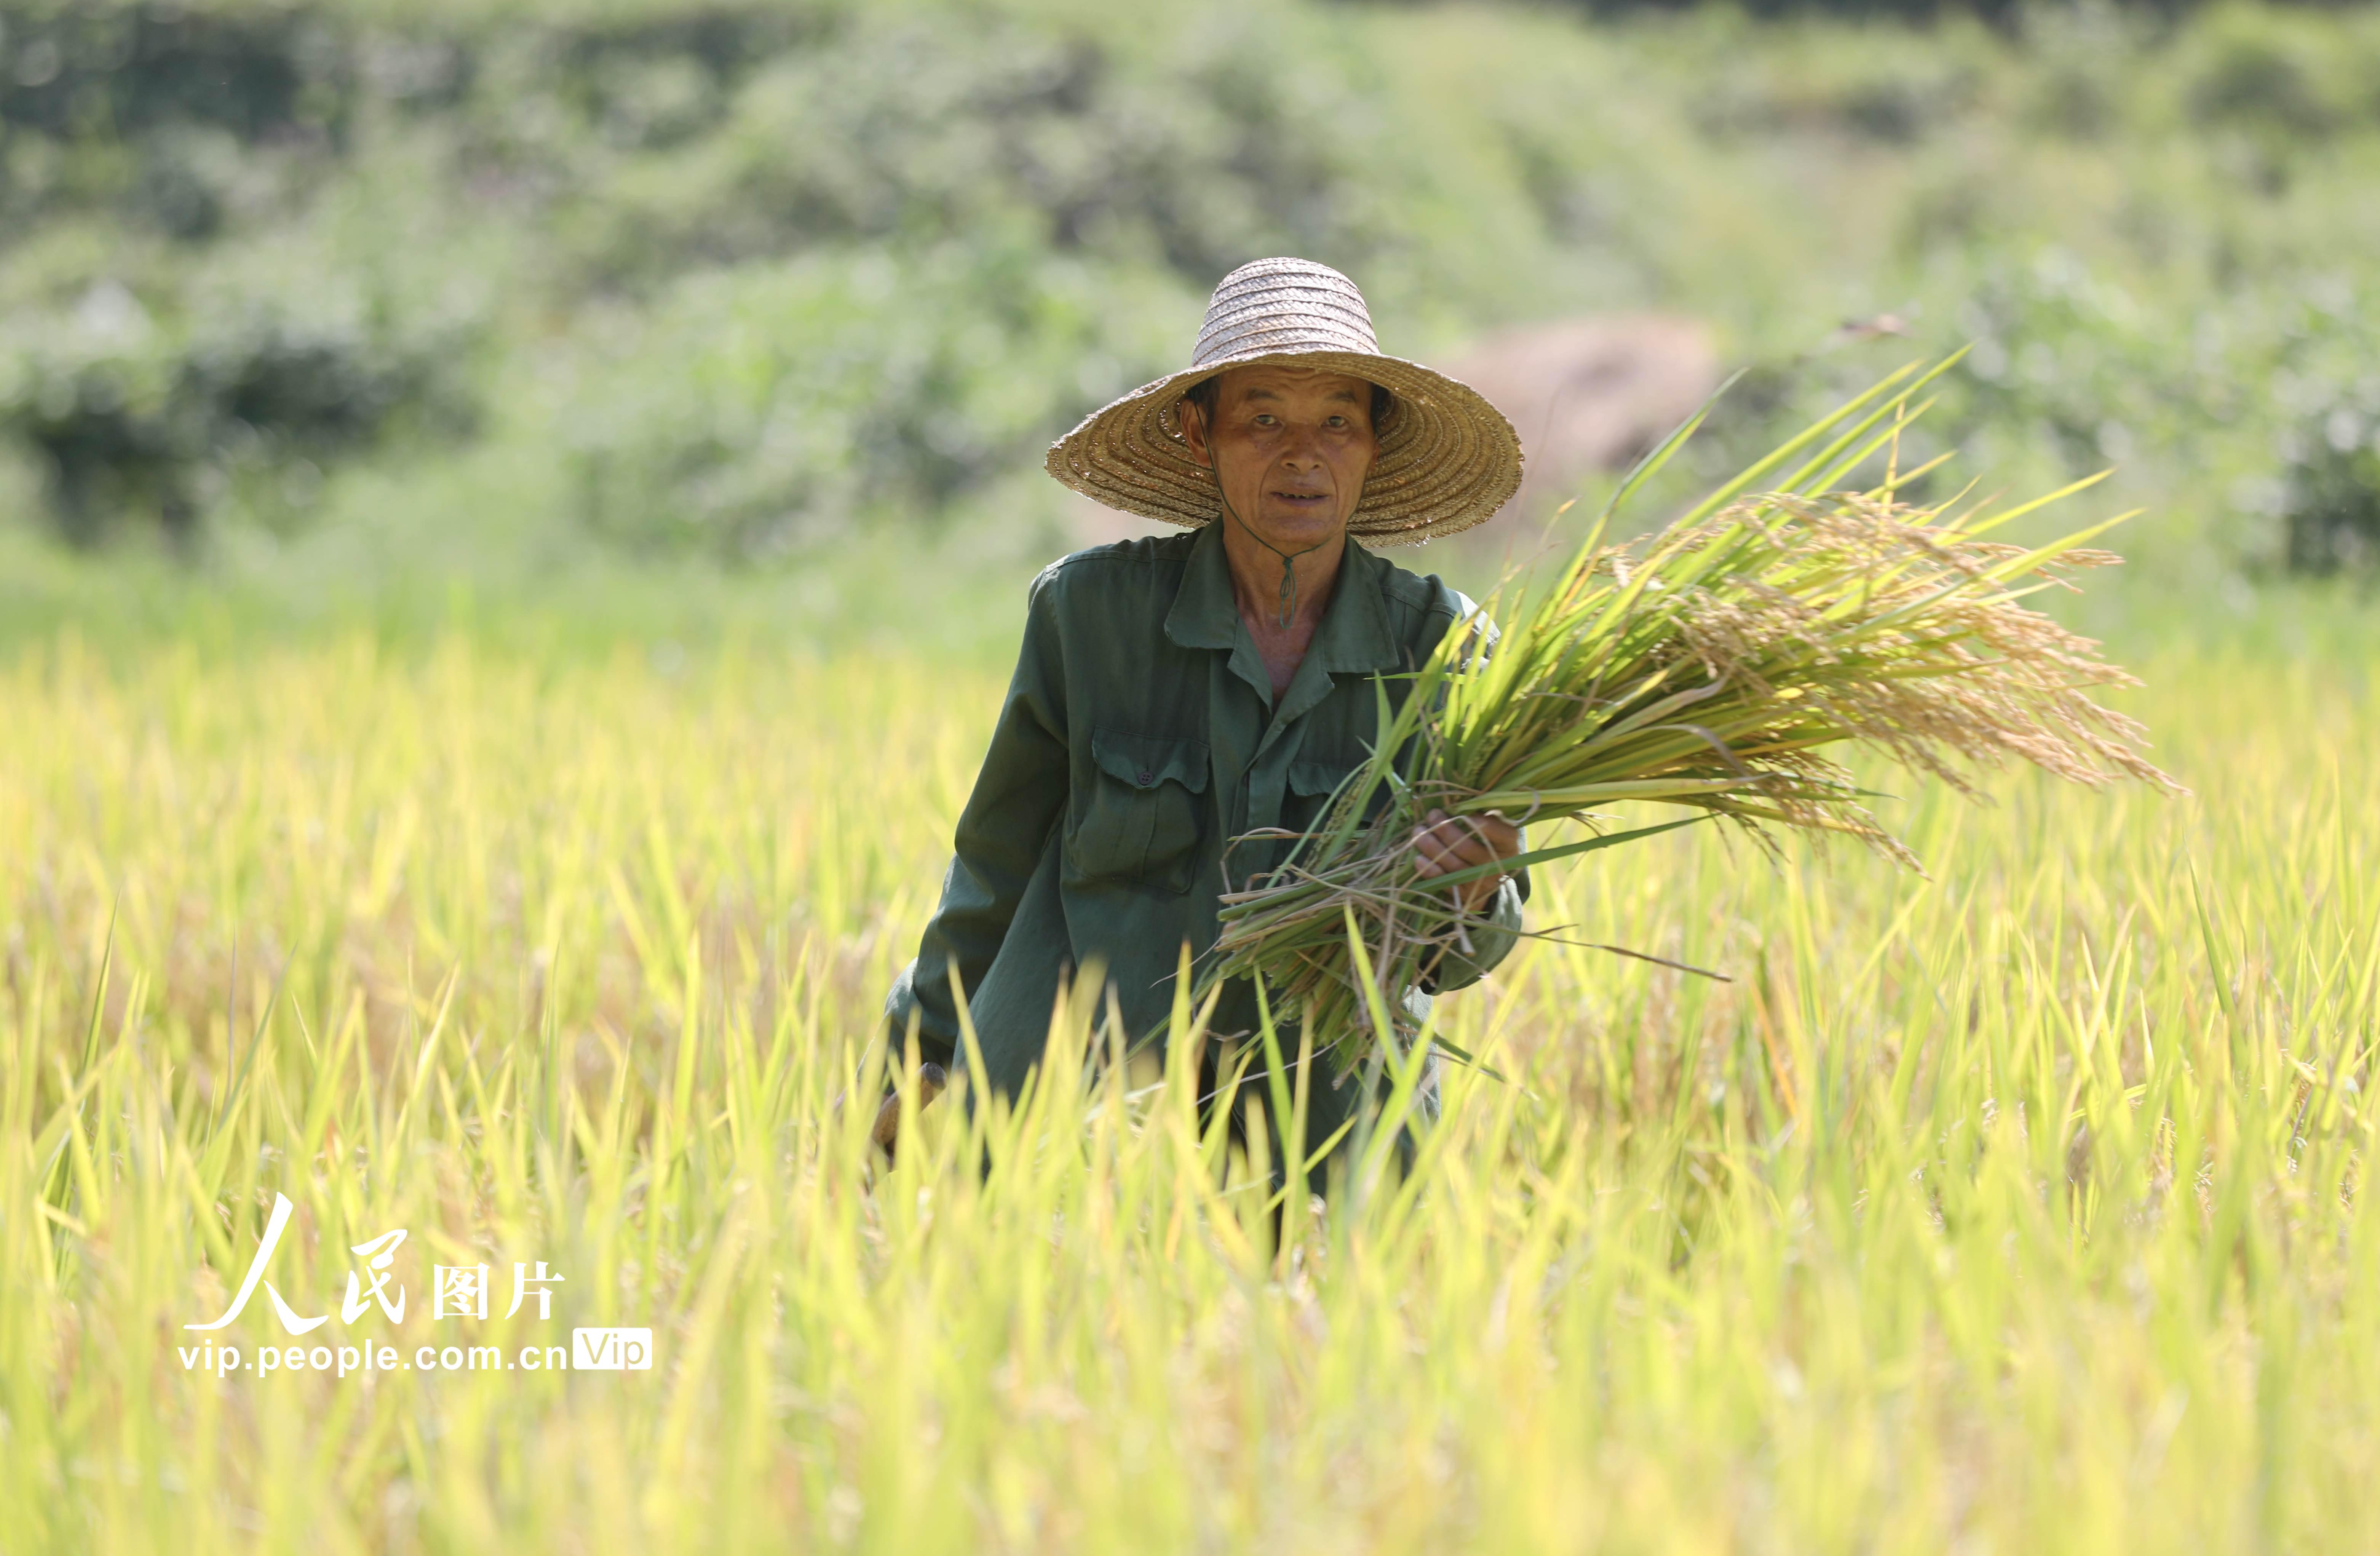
[871, 1063, 949, 1158]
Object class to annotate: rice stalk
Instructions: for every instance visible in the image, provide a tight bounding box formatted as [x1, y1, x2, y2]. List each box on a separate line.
[1206, 365, 2184, 1073]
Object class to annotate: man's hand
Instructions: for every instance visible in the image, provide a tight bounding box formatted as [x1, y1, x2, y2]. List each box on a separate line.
[868, 1063, 948, 1159]
[1409, 809, 1521, 910]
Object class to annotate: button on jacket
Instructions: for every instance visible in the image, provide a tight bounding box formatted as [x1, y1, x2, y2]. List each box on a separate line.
[884, 520, 1525, 1102]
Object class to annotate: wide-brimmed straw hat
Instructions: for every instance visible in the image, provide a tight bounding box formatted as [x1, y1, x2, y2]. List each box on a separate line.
[1045, 257, 1523, 546]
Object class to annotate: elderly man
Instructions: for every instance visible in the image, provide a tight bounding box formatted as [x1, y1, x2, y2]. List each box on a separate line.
[881, 257, 1527, 1168]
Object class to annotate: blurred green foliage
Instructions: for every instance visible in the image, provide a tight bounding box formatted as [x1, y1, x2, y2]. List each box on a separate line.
[0, 0, 2377, 604]
[556, 243, 1184, 558]
[0, 264, 477, 546]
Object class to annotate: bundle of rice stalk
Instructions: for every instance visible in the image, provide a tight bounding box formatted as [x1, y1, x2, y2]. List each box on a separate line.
[1205, 358, 2183, 1076]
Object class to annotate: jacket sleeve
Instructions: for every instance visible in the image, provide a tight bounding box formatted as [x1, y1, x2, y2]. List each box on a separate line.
[883, 574, 1071, 1068]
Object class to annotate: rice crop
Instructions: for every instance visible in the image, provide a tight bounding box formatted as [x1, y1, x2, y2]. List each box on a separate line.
[1209, 365, 2180, 1076]
[3, 622, 2377, 1553]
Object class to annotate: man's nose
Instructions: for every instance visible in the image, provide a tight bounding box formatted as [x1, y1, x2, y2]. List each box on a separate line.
[1277, 426, 1326, 467]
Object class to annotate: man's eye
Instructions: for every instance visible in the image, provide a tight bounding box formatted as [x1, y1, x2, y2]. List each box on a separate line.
[1326, 416, 1348, 428]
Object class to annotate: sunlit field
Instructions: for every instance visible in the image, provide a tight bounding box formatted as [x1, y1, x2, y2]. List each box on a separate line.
[5, 626, 2377, 1553]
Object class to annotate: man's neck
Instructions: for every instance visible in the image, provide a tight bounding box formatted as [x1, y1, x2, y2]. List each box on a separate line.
[1219, 523, 1347, 696]
[1221, 523, 1345, 628]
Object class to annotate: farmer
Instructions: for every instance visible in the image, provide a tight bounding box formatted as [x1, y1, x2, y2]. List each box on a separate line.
[880, 257, 1528, 1166]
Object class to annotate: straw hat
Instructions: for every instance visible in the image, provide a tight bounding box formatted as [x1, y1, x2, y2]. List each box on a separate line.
[1045, 258, 1523, 546]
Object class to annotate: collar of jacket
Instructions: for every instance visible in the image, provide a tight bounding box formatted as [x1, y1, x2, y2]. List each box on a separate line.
[1160, 519, 1405, 676]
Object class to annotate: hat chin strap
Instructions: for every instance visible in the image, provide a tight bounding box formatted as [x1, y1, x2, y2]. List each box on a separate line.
[1209, 447, 1332, 634]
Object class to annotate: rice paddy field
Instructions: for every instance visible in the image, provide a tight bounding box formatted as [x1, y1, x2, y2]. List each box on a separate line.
[2, 608, 2375, 1555]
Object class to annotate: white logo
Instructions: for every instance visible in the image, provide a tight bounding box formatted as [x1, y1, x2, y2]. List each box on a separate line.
[177, 1192, 606, 1384]
[572, 1328, 653, 1370]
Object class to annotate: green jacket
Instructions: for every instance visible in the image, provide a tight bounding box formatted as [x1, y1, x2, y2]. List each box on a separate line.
[885, 520, 1525, 1102]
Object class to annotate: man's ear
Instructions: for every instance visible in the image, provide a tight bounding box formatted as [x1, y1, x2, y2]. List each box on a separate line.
[1179, 400, 1211, 469]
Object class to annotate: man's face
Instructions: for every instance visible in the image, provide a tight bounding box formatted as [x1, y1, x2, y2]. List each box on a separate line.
[1180, 365, 1379, 552]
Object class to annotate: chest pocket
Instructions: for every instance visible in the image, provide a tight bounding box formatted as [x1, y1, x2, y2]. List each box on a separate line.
[1289, 760, 1358, 801]
[1069, 727, 1211, 895]
[1287, 755, 1393, 832]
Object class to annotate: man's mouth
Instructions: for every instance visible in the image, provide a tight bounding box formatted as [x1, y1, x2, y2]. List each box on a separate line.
[1270, 490, 1329, 507]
